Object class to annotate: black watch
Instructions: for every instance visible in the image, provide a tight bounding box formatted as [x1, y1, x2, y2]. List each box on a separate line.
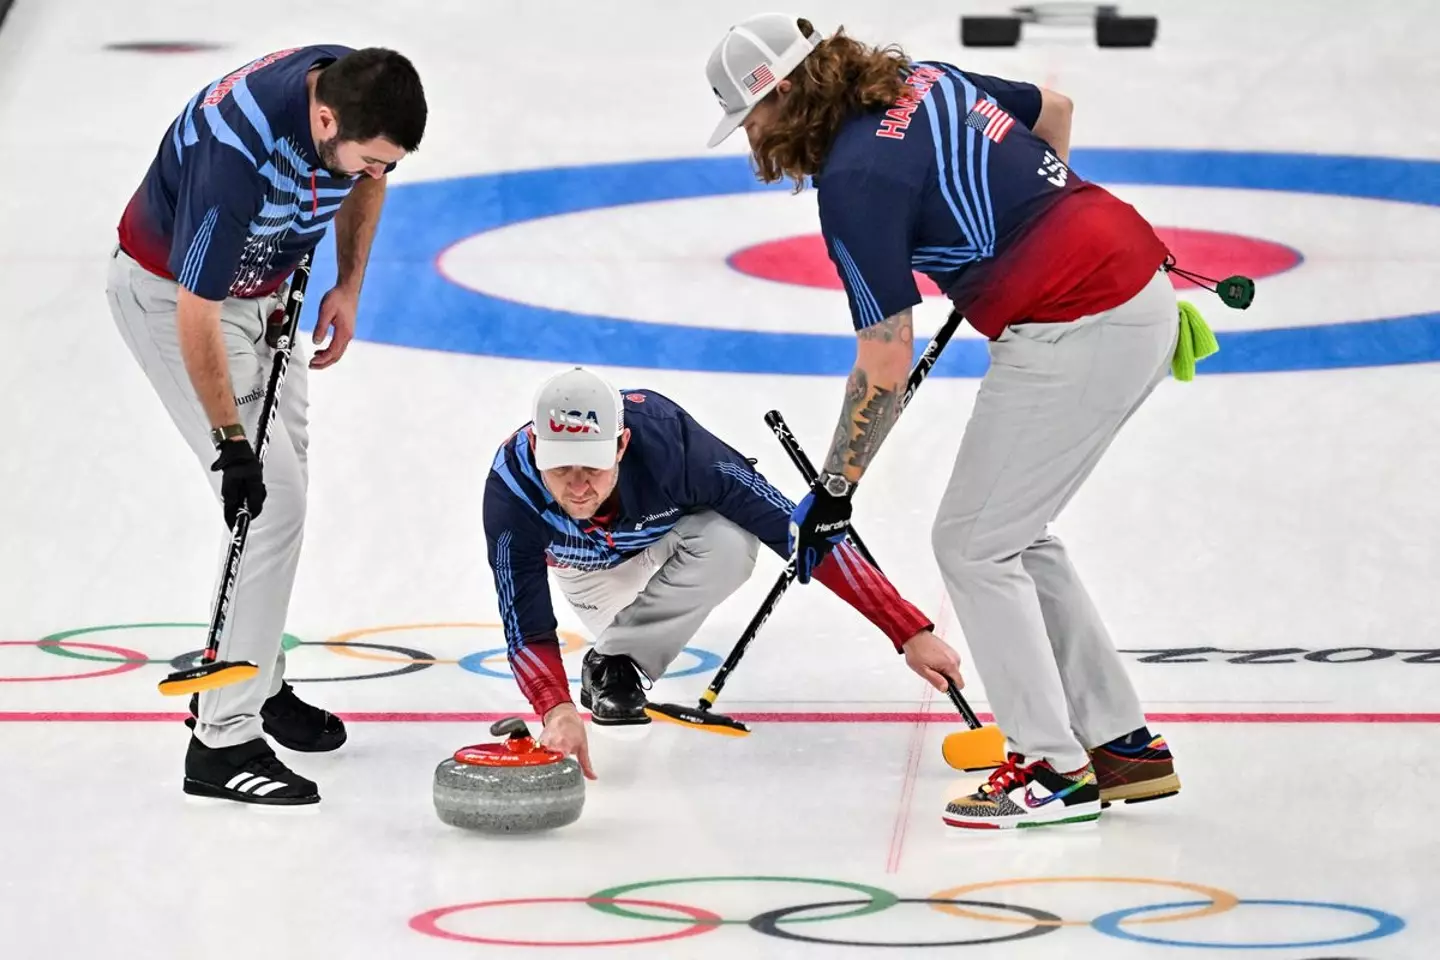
[818, 471, 854, 498]
[210, 423, 246, 447]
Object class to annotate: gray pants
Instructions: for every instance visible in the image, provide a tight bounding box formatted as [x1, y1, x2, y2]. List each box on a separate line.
[106, 248, 308, 749]
[552, 512, 759, 681]
[933, 271, 1179, 772]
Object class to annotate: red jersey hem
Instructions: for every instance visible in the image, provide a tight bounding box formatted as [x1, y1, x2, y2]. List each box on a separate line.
[956, 183, 1171, 340]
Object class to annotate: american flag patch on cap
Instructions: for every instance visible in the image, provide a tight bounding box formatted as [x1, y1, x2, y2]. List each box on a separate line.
[965, 99, 1016, 143]
[743, 63, 776, 94]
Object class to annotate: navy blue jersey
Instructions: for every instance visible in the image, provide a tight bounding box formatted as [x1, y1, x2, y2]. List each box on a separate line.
[818, 61, 1166, 338]
[117, 45, 385, 301]
[484, 390, 795, 649]
[482, 389, 933, 716]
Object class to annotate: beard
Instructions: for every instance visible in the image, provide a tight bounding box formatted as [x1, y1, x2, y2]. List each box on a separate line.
[316, 135, 347, 176]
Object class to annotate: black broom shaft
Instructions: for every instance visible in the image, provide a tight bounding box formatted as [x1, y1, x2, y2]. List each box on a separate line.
[766, 410, 981, 729]
[200, 253, 313, 660]
[697, 310, 965, 709]
[761, 308, 964, 571]
[763, 412, 879, 568]
[698, 559, 795, 708]
[762, 311, 983, 731]
[947, 680, 982, 727]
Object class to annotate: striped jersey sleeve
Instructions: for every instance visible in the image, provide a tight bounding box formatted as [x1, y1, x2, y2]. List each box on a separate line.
[817, 169, 924, 331]
[168, 141, 266, 300]
[483, 469, 570, 717]
[663, 403, 793, 557]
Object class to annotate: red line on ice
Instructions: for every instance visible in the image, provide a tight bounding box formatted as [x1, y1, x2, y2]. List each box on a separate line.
[3, 711, 1439, 723]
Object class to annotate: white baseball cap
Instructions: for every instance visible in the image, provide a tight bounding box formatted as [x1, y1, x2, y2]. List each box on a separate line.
[531, 367, 625, 471]
[705, 13, 822, 148]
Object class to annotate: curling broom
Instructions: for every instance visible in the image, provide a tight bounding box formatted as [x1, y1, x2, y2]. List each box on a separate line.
[157, 252, 313, 697]
[644, 308, 966, 736]
[762, 409, 1005, 772]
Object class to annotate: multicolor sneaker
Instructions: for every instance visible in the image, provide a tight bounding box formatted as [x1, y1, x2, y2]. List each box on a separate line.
[943, 753, 1102, 830]
[1090, 728, 1181, 807]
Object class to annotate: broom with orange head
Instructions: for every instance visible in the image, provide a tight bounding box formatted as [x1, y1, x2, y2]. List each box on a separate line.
[760, 409, 1006, 773]
[647, 308, 1004, 771]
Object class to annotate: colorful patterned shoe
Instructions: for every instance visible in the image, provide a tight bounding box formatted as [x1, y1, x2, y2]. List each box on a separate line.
[1090, 728, 1181, 807]
[943, 753, 1102, 830]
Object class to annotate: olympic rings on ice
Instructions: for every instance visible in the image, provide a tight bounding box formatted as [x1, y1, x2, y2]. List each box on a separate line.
[24, 621, 723, 683]
[458, 644, 721, 681]
[929, 875, 1240, 927]
[35, 623, 305, 669]
[0, 639, 148, 682]
[409, 897, 721, 948]
[274, 639, 436, 684]
[588, 876, 898, 926]
[1091, 898, 1407, 949]
[750, 898, 1060, 948]
[323, 623, 590, 665]
[407, 875, 1406, 950]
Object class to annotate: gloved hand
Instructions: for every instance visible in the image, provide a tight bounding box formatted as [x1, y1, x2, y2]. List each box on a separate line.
[788, 487, 852, 584]
[210, 439, 266, 529]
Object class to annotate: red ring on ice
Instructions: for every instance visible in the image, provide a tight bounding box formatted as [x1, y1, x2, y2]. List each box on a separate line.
[0, 640, 149, 682]
[726, 227, 1303, 295]
[409, 897, 721, 947]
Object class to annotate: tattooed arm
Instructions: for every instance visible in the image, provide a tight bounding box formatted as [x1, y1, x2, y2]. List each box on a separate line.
[821, 309, 916, 485]
[812, 167, 923, 487]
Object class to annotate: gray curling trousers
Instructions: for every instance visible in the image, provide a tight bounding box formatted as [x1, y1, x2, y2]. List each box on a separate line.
[106, 247, 307, 749]
[551, 512, 760, 681]
[933, 270, 1180, 773]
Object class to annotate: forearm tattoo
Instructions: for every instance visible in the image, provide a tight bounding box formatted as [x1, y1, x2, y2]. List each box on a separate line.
[823, 310, 912, 479]
[846, 385, 901, 472]
[856, 311, 914, 346]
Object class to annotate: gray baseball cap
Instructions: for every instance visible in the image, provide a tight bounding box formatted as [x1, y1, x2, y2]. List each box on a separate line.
[705, 13, 822, 148]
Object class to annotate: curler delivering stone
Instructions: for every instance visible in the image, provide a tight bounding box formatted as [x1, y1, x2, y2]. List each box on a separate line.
[433, 717, 585, 833]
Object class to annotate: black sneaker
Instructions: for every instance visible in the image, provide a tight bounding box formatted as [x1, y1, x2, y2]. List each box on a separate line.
[261, 682, 347, 752]
[579, 649, 651, 725]
[183, 736, 319, 805]
[186, 684, 347, 753]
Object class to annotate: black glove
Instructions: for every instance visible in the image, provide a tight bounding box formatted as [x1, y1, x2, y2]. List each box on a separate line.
[210, 439, 266, 529]
[787, 486, 853, 584]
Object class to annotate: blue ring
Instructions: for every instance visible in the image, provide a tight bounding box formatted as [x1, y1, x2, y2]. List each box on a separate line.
[306, 149, 1440, 375]
[457, 645, 722, 681]
[1090, 898, 1405, 949]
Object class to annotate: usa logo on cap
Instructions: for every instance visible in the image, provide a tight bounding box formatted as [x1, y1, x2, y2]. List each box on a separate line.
[547, 410, 600, 434]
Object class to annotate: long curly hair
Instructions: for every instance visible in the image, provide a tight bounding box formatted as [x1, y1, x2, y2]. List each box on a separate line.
[751, 20, 911, 190]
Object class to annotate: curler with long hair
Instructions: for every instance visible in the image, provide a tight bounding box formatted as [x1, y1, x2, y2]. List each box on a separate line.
[751, 20, 911, 190]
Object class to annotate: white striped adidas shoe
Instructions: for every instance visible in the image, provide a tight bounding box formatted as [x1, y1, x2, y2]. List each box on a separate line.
[183, 736, 320, 806]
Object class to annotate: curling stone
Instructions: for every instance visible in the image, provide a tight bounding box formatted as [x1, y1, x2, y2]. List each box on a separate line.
[433, 717, 584, 833]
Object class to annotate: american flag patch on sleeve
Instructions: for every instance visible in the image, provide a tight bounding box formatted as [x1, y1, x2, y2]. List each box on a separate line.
[965, 99, 1016, 143]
